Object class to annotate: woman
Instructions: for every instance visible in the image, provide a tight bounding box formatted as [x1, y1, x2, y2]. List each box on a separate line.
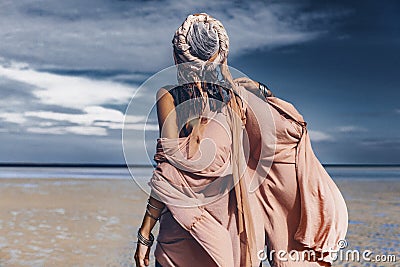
[134, 13, 265, 267]
[134, 13, 348, 267]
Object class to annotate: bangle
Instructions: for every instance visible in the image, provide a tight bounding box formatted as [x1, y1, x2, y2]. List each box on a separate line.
[259, 82, 270, 98]
[147, 199, 163, 211]
[137, 229, 154, 247]
[146, 207, 160, 221]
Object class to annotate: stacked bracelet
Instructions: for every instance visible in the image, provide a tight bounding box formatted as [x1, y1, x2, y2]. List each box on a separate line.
[146, 199, 162, 221]
[146, 207, 160, 221]
[137, 230, 154, 247]
[259, 82, 271, 98]
[147, 199, 163, 211]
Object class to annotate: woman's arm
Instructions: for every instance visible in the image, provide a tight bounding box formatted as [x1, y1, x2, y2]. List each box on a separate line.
[134, 196, 164, 267]
[134, 87, 178, 267]
[156, 88, 179, 139]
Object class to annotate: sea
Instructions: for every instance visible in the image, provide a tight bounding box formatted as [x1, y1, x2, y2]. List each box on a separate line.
[0, 165, 398, 180]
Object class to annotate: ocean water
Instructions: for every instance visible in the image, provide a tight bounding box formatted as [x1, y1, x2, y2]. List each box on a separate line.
[0, 166, 154, 180]
[325, 166, 400, 180]
[0, 166, 398, 180]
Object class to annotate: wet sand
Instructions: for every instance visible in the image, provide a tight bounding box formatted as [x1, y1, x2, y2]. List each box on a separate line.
[0, 178, 399, 266]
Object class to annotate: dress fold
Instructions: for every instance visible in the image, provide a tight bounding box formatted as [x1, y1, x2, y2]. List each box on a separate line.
[251, 96, 348, 266]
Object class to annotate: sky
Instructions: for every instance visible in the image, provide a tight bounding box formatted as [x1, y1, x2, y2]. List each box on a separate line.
[0, 0, 399, 164]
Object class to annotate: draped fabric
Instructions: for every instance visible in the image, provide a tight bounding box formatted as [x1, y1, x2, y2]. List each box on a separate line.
[150, 88, 265, 267]
[244, 91, 348, 266]
[268, 97, 348, 262]
[150, 87, 348, 266]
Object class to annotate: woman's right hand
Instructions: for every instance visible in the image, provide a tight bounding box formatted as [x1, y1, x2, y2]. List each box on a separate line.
[134, 242, 151, 267]
[233, 77, 259, 92]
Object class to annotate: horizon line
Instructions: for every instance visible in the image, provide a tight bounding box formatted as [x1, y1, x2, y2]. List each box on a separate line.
[0, 163, 399, 168]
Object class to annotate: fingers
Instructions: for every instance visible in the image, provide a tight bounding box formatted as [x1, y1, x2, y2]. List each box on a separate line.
[139, 259, 146, 267]
[134, 244, 150, 267]
[134, 253, 141, 267]
[135, 255, 146, 267]
[234, 77, 259, 90]
[233, 77, 259, 94]
[144, 246, 150, 266]
[234, 77, 250, 84]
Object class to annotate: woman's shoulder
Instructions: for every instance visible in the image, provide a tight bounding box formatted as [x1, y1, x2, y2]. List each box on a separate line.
[157, 85, 182, 96]
[158, 85, 189, 107]
[157, 85, 178, 97]
[156, 86, 175, 104]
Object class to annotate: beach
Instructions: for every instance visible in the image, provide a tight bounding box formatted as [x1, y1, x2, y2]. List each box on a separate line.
[0, 167, 399, 266]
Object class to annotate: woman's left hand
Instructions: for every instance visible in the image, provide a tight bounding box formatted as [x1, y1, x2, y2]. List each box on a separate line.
[134, 242, 151, 267]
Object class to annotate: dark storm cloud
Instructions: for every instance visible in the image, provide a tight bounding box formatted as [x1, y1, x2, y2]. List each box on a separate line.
[0, 0, 349, 71]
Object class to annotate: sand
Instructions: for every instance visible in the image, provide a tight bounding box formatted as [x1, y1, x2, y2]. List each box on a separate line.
[0, 178, 399, 267]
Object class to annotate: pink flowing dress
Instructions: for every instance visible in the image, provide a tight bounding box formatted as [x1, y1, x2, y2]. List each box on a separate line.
[151, 88, 265, 267]
[245, 91, 348, 266]
[150, 86, 348, 267]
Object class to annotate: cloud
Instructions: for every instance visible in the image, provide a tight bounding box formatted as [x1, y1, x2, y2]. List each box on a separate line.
[0, 0, 350, 72]
[336, 125, 368, 133]
[0, 112, 26, 124]
[24, 106, 158, 134]
[122, 123, 159, 131]
[360, 138, 400, 148]
[309, 130, 334, 142]
[0, 62, 136, 109]
[27, 126, 108, 136]
[26, 106, 125, 125]
[0, 61, 157, 136]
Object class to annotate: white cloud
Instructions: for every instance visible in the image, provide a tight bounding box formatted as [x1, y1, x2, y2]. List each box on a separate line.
[38, 121, 54, 127]
[24, 106, 156, 135]
[0, 62, 146, 136]
[0, 112, 26, 124]
[123, 123, 159, 131]
[26, 106, 124, 125]
[336, 125, 368, 133]
[309, 130, 334, 142]
[94, 121, 158, 131]
[27, 126, 108, 136]
[0, 63, 137, 109]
